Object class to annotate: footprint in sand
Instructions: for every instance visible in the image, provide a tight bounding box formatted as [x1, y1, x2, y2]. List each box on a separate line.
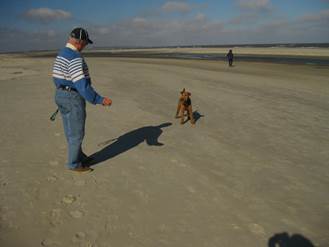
[41, 239, 60, 247]
[69, 210, 84, 219]
[47, 175, 58, 183]
[186, 186, 196, 193]
[178, 163, 188, 168]
[158, 224, 168, 233]
[49, 161, 59, 167]
[231, 223, 241, 230]
[72, 232, 86, 243]
[85, 242, 97, 247]
[13, 71, 23, 74]
[248, 223, 266, 236]
[74, 180, 86, 186]
[133, 190, 150, 203]
[54, 133, 61, 137]
[49, 209, 62, 227]
[62, 195, 77, 204]
[0, 176, 8, 187]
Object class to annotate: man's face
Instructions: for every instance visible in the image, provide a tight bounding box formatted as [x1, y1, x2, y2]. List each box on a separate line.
[77, 40, 88, 51]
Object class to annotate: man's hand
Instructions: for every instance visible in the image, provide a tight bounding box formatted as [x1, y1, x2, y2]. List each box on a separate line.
[102, 97, 112, 106]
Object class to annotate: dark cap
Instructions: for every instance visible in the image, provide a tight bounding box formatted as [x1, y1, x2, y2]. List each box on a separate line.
[70, 27, 93, 44]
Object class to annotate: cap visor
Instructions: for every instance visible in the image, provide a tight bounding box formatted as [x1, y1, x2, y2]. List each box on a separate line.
[88, 38, 93, 44]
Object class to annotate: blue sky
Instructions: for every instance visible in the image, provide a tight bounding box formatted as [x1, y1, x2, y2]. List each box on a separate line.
[0, 0, 328, 51]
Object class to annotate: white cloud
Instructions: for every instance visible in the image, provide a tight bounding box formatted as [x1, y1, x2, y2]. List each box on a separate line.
[96, 27, 111, 35]
[2, 7, 329, 52]
[90, 7, 329, 47]
[23, 8, 72, 23]
[0, 27, 66, 52]
[162, 1, 192, 13]
[228, 13, 259, 25]
[300, 9, 329, 23]
[195, 13, 206, 22]
[250, 10, 329, 43]
[237, 0, 271, 10]
[132, 17, 148, 28]
[91, 16, 226, 47]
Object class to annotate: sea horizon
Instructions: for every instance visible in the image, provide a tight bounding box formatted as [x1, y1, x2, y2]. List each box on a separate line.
[1, 42, 329, 54]
[6, 42, 327, 66]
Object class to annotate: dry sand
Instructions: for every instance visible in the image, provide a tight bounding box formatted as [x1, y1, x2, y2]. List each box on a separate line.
[0, 53, 328, 247]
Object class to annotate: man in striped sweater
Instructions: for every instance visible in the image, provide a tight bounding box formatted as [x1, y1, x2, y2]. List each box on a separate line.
[53, 27, 112, 172]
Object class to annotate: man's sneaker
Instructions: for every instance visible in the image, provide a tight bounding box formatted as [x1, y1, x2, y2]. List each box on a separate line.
[70, 166, 93, 172]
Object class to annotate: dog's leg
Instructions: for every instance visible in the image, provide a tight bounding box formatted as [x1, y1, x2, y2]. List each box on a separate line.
[175, 100, 182, 118]
[179, 106, 185, 124]
[187, 105, 195, 125]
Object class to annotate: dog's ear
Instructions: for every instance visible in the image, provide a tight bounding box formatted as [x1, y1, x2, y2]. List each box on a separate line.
[180, 88, 185, 94]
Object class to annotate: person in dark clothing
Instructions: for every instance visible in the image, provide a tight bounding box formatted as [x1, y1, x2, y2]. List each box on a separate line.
[226, 49, 234, 67]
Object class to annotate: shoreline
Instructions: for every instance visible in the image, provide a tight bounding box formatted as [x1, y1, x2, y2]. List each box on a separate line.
[9, 47, 329, 66]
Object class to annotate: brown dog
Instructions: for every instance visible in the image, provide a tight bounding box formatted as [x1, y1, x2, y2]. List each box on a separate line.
[175, 88, 195, 125]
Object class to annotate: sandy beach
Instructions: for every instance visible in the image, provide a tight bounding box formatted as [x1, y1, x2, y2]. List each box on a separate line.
[0, 52, 329, 247]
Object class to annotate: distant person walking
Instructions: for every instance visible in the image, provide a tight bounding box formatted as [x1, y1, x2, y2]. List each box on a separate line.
[52, 27, 112, 172]
[226, 49, 234, 67]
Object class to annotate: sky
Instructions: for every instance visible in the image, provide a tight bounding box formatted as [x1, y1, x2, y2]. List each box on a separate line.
[0, 0, 329, 52]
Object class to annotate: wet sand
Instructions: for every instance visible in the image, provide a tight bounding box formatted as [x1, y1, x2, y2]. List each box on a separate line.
[0, 54, 328, 247]
[91, 47, 329, 57]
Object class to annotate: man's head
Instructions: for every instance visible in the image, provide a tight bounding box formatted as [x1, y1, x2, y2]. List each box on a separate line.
[68, 27, 93, 51]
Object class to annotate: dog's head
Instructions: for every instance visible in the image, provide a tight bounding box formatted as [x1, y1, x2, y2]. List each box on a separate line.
[180, 88, 191, 101]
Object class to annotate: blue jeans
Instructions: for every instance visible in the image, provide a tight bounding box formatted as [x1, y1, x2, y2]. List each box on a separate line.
[55, 89, 87, 169]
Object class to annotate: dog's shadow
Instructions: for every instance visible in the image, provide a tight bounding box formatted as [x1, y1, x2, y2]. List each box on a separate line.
[193, 110, 204, 123]
[181, 110, 204, 124]
[89, 122, 172, 166]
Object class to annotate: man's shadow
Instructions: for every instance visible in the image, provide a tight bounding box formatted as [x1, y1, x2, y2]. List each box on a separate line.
[88, 122, 172, 166]
[268, 232, 314, 247]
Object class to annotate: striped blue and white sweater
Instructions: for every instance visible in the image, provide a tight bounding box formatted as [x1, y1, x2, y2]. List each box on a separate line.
[52, 43, 104, 104]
